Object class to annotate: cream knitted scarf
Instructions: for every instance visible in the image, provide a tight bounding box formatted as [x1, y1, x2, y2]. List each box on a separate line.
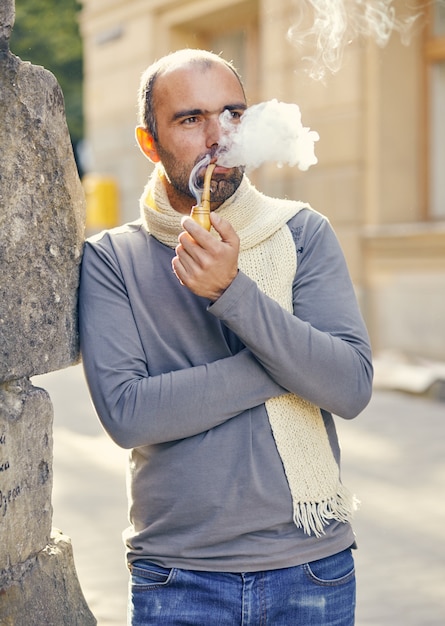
[141, 165, 356, 536]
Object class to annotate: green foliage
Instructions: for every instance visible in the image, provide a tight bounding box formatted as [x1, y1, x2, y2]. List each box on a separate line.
[10, 0, 83, 144]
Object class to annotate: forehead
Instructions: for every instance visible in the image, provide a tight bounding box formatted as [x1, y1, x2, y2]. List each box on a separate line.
[153, 62, 245, 115]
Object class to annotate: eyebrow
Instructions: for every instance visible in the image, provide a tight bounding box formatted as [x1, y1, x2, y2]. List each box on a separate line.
[171, 103, 247, 122]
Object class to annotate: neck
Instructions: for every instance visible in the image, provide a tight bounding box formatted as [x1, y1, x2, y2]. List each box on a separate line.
[164, 181, 195, 216]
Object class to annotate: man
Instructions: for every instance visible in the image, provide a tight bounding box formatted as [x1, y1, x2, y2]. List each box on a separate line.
[79, 49, 373, 625]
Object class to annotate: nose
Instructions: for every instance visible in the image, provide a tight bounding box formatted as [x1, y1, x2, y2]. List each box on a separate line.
[205, 116, 222, 149]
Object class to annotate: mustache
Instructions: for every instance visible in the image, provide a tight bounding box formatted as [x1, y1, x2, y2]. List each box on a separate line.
[188, 150, 243, 206]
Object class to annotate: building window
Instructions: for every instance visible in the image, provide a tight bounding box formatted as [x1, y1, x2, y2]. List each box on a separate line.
[210, 30, 247, 84]
[167, 1, 258, 104]
[425, 2, 445, 218]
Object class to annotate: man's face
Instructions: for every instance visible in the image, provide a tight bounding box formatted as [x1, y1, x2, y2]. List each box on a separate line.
[151, 62, 247, 214]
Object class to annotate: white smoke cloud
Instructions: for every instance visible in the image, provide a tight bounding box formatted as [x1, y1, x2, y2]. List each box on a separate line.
[189, 1, 425, 198]
[287, 0, 422, 80]
[216, 100, 319, 172]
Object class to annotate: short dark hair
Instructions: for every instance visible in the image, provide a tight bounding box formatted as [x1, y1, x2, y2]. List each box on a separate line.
[137, 49, 245, 141]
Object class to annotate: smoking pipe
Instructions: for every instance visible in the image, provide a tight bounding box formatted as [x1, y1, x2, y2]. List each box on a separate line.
[189, 163, 216, 231]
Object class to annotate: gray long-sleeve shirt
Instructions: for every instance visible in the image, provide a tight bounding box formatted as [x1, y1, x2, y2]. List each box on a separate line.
[78, 206, 373, 572]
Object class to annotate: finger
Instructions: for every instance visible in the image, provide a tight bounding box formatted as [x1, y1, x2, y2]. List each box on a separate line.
[174, 245, 196, 275]
[176, 236, 205, 271]
[177, 230, 199, 256]
[180, 216, 215, 247]
[171, 256, 187, 285]
[210, 213, 239, 248]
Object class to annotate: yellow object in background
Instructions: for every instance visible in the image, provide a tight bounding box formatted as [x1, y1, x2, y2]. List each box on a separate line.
[83, 174, 119, 231]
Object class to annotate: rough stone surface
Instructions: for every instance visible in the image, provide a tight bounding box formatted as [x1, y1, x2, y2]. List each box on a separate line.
[0, 10, 86, 382]
[0, 1, 13, 47]
[0, 529, 97, 625]
[0, 380, 53, 576]
[0, 2, 94, 623]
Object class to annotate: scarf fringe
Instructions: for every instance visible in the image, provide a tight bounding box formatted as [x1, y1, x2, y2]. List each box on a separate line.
[293, 486, 360, 538]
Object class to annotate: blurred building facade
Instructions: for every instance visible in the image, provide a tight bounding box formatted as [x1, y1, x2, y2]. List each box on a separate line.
[79, 0, 445, 362]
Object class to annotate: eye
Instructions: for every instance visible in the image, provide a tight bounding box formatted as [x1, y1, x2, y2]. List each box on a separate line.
[224, 108, 244, 124]
[182, 116, 199, 125]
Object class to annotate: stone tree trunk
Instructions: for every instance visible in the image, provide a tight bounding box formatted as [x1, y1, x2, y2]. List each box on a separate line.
[0, 2, 96, 624]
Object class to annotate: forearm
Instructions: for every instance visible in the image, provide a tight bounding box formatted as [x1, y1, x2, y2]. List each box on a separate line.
[209, 215, 373, 419]
[210, 274, 371, 418]
[78, 238, 284, 449]
[82, 345, 283, 448]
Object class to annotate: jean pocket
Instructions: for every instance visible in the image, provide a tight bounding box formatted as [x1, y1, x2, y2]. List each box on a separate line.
[304, 548, 355, 587]
[130, 560, 174, 589]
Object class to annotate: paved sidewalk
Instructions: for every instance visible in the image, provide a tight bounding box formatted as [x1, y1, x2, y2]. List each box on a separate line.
[336, 390, 445, 625]
[34, 364, 445, 626]
[34, 366, 129, 625]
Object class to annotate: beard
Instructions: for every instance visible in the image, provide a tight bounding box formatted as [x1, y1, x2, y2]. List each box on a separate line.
[156, 143, 244, 207]
[206, 168, 244, 204]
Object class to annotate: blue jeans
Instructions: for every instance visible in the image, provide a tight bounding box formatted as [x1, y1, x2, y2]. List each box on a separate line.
[128, 548, 355, 625]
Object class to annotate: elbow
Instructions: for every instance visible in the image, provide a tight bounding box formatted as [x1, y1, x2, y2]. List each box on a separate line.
[97, 412, 140, 449]
[335, 358, 374, 420]
[338, 390, 372, 420]
[107, 429, 139, 450]
[99, 390, 165, 449]
[84, 372, 153, 449]
[95, 379, 153, 449]
[95, 394, 147, 450]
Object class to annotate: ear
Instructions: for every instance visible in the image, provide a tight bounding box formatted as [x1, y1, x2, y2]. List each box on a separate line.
[135, 126, 160, 163]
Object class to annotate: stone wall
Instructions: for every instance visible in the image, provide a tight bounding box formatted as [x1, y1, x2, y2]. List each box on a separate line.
[0, 1, 96, 623]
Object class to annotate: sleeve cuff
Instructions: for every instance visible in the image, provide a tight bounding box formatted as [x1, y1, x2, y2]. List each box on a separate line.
[208, 271, 255, 318]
